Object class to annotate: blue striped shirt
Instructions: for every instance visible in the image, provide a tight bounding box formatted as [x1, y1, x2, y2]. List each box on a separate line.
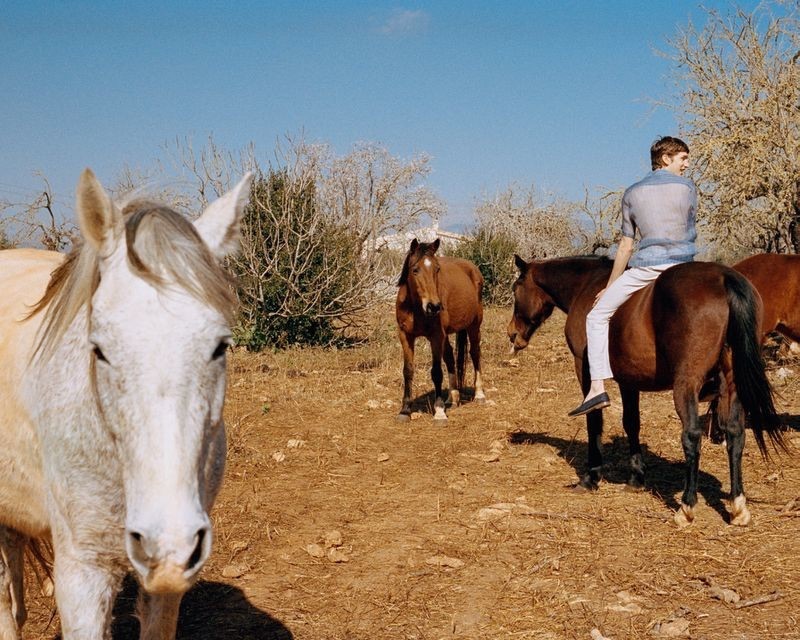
[621, 169, 697, 268]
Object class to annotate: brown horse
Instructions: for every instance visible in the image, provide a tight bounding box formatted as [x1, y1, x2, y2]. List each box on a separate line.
[396, 239, 485, 422]
[507, 255, 785, 526]
[734, 253, 800, 341]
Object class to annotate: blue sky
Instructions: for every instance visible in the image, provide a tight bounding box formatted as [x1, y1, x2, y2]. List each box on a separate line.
[1, 1, 756, 229]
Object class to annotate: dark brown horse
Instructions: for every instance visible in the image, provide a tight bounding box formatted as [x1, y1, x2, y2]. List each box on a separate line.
[507, 255, 785, 526]
[734, 253, 800, 341]
[396, 239, 485, 423]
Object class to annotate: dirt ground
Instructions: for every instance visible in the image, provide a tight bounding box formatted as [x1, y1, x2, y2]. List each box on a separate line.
[23, 306, 800, 639]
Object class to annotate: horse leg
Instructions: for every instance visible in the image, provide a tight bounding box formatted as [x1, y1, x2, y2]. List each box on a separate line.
[138, 592, 182, 640]
[430, 334, 448, 423]
[467, 322, 486, 404]
[673, 382, 702, 527]
[443, 336, 458, 406]
[455, 329, 467, 398]
[716, 351, 750, 525]
[52, 547, 122, 638]
[577, 357, 603, 490]
[620, 385, 645, 489]
[0, 528, 26, 639]
[397, 330, 416, 421]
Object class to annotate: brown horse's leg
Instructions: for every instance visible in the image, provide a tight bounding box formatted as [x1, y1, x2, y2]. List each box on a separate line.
[455, 330, 467, 400]
[673, 381, 702, 527]
[577, 355, 602, 490]
[717, 350, 750, 525]
[397, 330, 416, 421]
[620, 385, 645, 489]
[430, 333, 448, 422]
[467, 322, 486, 404]
[443, 336, 458, 406]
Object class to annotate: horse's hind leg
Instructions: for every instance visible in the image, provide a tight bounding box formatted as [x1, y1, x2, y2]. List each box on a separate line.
[0, 527, 26, 638]
[717, 351, 750, 525]
[443, 336, 458, 406]
[620, 385, 645, 489]
[138, 592, 182, 640]
[673, 381, 703, 527]
[467, 322, 486, 404]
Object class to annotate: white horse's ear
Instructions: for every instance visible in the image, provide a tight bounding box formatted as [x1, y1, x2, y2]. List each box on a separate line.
[76, 168, 121, 254]
[194, 172, 253, 259]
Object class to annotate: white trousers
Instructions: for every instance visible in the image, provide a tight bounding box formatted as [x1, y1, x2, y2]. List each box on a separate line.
[586, 263, 675, 381]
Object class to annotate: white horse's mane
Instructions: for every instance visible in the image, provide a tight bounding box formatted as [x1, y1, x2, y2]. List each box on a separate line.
[30, 199, 236, 360]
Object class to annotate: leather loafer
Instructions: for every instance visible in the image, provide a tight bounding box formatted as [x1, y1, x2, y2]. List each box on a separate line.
[568, 392, 611, 417]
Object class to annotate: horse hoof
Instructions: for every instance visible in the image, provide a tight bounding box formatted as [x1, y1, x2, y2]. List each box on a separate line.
[433, 416, 448, 425]
[395, 413, 411, 423]
[474, 395, 487, 405]
[572, 479, 598, 493]
[674, 504, 694, 529]
[624, 480, 646, 493]
[729, 495, 751, 526]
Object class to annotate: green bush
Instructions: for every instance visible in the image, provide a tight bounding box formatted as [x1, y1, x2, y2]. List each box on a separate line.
[449, 228, 519, 306]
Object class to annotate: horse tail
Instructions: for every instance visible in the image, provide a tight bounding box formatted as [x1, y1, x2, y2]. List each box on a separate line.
[724, 271, 786, 456]
[456, 329, 468, 390]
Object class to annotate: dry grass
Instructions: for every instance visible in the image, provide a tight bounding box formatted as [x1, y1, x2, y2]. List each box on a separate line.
[22, 305, 800, 639]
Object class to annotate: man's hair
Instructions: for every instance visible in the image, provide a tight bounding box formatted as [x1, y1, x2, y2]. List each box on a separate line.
[650, 136, 689, 170]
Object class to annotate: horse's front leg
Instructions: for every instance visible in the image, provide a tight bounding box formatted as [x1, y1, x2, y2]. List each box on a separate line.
[138, 592, 182, 640]
[0, 527, 26, 639]
[397, 330, 416, 421]
[430, 333, 448, 423]
[52, 549, 123, 639]
[577, 356, 603, 490]
[673, 382, 702, 527]
[620, 385, 645, 489]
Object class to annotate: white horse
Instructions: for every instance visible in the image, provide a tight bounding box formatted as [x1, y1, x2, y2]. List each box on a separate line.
[0, 169, 252, 639]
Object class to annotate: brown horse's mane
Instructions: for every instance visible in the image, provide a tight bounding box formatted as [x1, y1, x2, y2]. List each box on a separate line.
[397, 241, 439, 286]
[29, 200, 236, 361]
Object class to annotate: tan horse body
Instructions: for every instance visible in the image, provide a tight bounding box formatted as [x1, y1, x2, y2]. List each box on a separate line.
[395, 239, 485, 422]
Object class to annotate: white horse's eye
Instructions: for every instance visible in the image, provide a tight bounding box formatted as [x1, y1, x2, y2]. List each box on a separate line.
[211, 341, 229, 361]
[93, 345, 108, 363]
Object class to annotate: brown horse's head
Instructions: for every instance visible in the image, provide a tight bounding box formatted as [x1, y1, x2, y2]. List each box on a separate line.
[399, 238, 443, 317]
[507, 254, 555, 352]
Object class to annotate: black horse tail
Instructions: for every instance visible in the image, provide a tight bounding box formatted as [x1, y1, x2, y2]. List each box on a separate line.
[724, 271, 786, 456]
[456, 329, 468, 390]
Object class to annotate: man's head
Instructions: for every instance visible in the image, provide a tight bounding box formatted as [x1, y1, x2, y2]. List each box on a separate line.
[651, 136, 690, 175]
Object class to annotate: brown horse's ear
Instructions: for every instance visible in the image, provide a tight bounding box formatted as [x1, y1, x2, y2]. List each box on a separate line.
[514, 254, 527, 274]
[409, 238, 419, 253]
[431, 238, 440, 254]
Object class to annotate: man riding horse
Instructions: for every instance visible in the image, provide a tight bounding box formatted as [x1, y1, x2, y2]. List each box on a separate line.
[570, 136, 697, 417]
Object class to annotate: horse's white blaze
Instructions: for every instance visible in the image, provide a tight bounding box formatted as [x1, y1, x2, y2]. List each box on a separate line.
[423, 258, 432, 268]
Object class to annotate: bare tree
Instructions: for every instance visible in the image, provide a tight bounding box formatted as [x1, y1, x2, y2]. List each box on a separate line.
[473, 183, 581, 260]
[664, 1, 800, 256]
[0, 174, 75, 250]
[165, 136, 441, 348]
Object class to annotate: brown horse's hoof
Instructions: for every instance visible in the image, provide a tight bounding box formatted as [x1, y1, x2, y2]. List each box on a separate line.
[433, 415, 449, 425]
[395, 413, 411, 423]
[474, 395, 487, 405]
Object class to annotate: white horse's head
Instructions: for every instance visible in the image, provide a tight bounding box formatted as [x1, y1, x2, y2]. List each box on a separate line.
[69, 169, 251, 594]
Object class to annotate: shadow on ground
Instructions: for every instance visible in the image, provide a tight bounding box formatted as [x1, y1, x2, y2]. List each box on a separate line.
[509, 430, 731, 520]
[101, 575, 292, 640]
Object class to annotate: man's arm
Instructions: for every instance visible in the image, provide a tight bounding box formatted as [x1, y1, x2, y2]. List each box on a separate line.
[593, 235, 635, 305]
